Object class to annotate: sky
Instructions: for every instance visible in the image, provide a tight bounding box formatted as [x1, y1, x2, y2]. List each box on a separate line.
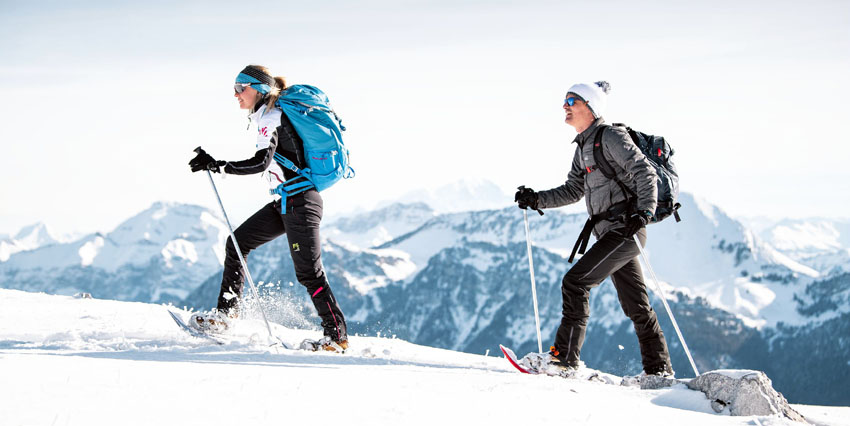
[1, 0, 849, 237]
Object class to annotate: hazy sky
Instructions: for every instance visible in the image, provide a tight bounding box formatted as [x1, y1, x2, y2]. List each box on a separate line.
[1, 0, 848, 236]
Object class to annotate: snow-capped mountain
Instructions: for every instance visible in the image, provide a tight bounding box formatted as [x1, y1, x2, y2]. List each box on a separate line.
[758, 219, 850, 257]
[0, 222, 75, 262]
[0, 202, 228, 303]
[756, 218, 850, 275]
[324, 202, 436, 249]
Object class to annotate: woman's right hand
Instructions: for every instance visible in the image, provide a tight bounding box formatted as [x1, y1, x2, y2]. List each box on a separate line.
[189, 147, 221, 173]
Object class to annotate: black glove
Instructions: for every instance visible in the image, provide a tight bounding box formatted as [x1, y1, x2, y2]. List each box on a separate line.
[189, 147, 226, 173]
[514, 186, 542, 214]
[623, 210, 652, 237]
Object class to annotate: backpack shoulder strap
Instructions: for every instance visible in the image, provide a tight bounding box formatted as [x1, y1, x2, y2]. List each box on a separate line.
[592, 124, 637, 201]
[592, 125, 616, 179]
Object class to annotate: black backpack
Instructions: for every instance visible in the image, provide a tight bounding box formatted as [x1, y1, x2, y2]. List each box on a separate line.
[593, 123, 681, 223]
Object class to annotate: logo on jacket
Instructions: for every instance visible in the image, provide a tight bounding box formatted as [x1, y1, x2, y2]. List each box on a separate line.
[259, 126, 269, 137]
[292, 243, 300, 252]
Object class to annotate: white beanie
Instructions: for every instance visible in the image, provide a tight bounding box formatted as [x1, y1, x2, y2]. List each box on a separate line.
[567, 81, 611, 118]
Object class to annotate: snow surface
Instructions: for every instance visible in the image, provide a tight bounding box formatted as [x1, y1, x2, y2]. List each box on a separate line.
[1, 289, 845, 426]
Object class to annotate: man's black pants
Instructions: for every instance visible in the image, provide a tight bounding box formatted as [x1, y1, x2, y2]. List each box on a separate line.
[553, 227, 671, 372]
[217, 190, 346, 341]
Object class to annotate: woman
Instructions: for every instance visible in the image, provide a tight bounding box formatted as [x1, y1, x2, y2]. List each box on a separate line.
[188, 65, 348, 352]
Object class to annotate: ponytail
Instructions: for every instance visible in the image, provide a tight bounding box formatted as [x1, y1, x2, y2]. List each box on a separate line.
[265, 75, 287, 111]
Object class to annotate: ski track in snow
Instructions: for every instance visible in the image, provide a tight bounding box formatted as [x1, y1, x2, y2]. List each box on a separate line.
[2, 289, 847, 426]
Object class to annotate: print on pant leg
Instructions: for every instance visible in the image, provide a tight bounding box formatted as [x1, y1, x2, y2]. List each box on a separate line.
[578, 241, 625, 280]
[284, 200, 346, 342]
[309, 285, 347, 341]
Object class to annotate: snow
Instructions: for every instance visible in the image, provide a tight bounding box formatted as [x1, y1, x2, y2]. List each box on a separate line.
[461, 246, 507, 272]
[372, 248, 417, 281]
[341, 271, 394, 294]
[161, 238, 200, 266]
[767, 221, 844, 253]
[2, 288, 846, 425]
[78, 235, 105, 267]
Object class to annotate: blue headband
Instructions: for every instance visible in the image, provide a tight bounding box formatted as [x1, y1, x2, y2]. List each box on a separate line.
[235, 72, 271, 95]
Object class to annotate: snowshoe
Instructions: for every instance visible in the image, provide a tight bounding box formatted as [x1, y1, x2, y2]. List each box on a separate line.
[299, 336, 349, 353]
[519, 347, 582, 377]
[188, 310, 233, 334]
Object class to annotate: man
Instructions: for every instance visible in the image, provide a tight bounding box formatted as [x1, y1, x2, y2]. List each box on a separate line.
[515, 81, 673, 376]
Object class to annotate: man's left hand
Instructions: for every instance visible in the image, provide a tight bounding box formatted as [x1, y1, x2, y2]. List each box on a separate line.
[624, 210, 652, 237]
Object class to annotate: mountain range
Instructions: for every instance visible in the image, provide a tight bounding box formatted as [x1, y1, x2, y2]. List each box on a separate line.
[1, 186, 848, 406]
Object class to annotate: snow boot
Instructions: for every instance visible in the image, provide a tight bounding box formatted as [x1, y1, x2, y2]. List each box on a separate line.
[189, 310, 234, 334]
[644, 363, 675, 378]
[298, 336, 349, 353]
[520, 346, 581, 376]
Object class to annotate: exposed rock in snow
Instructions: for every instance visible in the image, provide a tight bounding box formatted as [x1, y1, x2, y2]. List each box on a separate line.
[638, 374, 680, 390]
[687, 370, 806, 422]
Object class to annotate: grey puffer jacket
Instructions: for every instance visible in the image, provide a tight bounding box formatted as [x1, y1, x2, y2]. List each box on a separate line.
[537, 118, 658, 238]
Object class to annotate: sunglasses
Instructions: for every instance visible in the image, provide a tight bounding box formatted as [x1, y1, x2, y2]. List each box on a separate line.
[564, 96, 583, 106]
[234, 83, 252, 94]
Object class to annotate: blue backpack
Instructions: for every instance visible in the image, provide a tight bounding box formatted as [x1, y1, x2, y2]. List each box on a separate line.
[270, 85, 354, 209]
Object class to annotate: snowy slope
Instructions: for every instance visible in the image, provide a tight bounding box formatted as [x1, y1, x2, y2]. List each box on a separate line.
[2, 288, 845, 426]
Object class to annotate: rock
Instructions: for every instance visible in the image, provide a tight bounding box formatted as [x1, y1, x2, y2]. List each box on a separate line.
[686, 370, 807, 423]
[639, 374, 680, 390]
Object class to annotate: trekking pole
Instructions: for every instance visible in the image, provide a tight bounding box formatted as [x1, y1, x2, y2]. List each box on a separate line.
[633, 234, 699, 377]
[200, 163, 288, 349]
[523, 209, 543, 354]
